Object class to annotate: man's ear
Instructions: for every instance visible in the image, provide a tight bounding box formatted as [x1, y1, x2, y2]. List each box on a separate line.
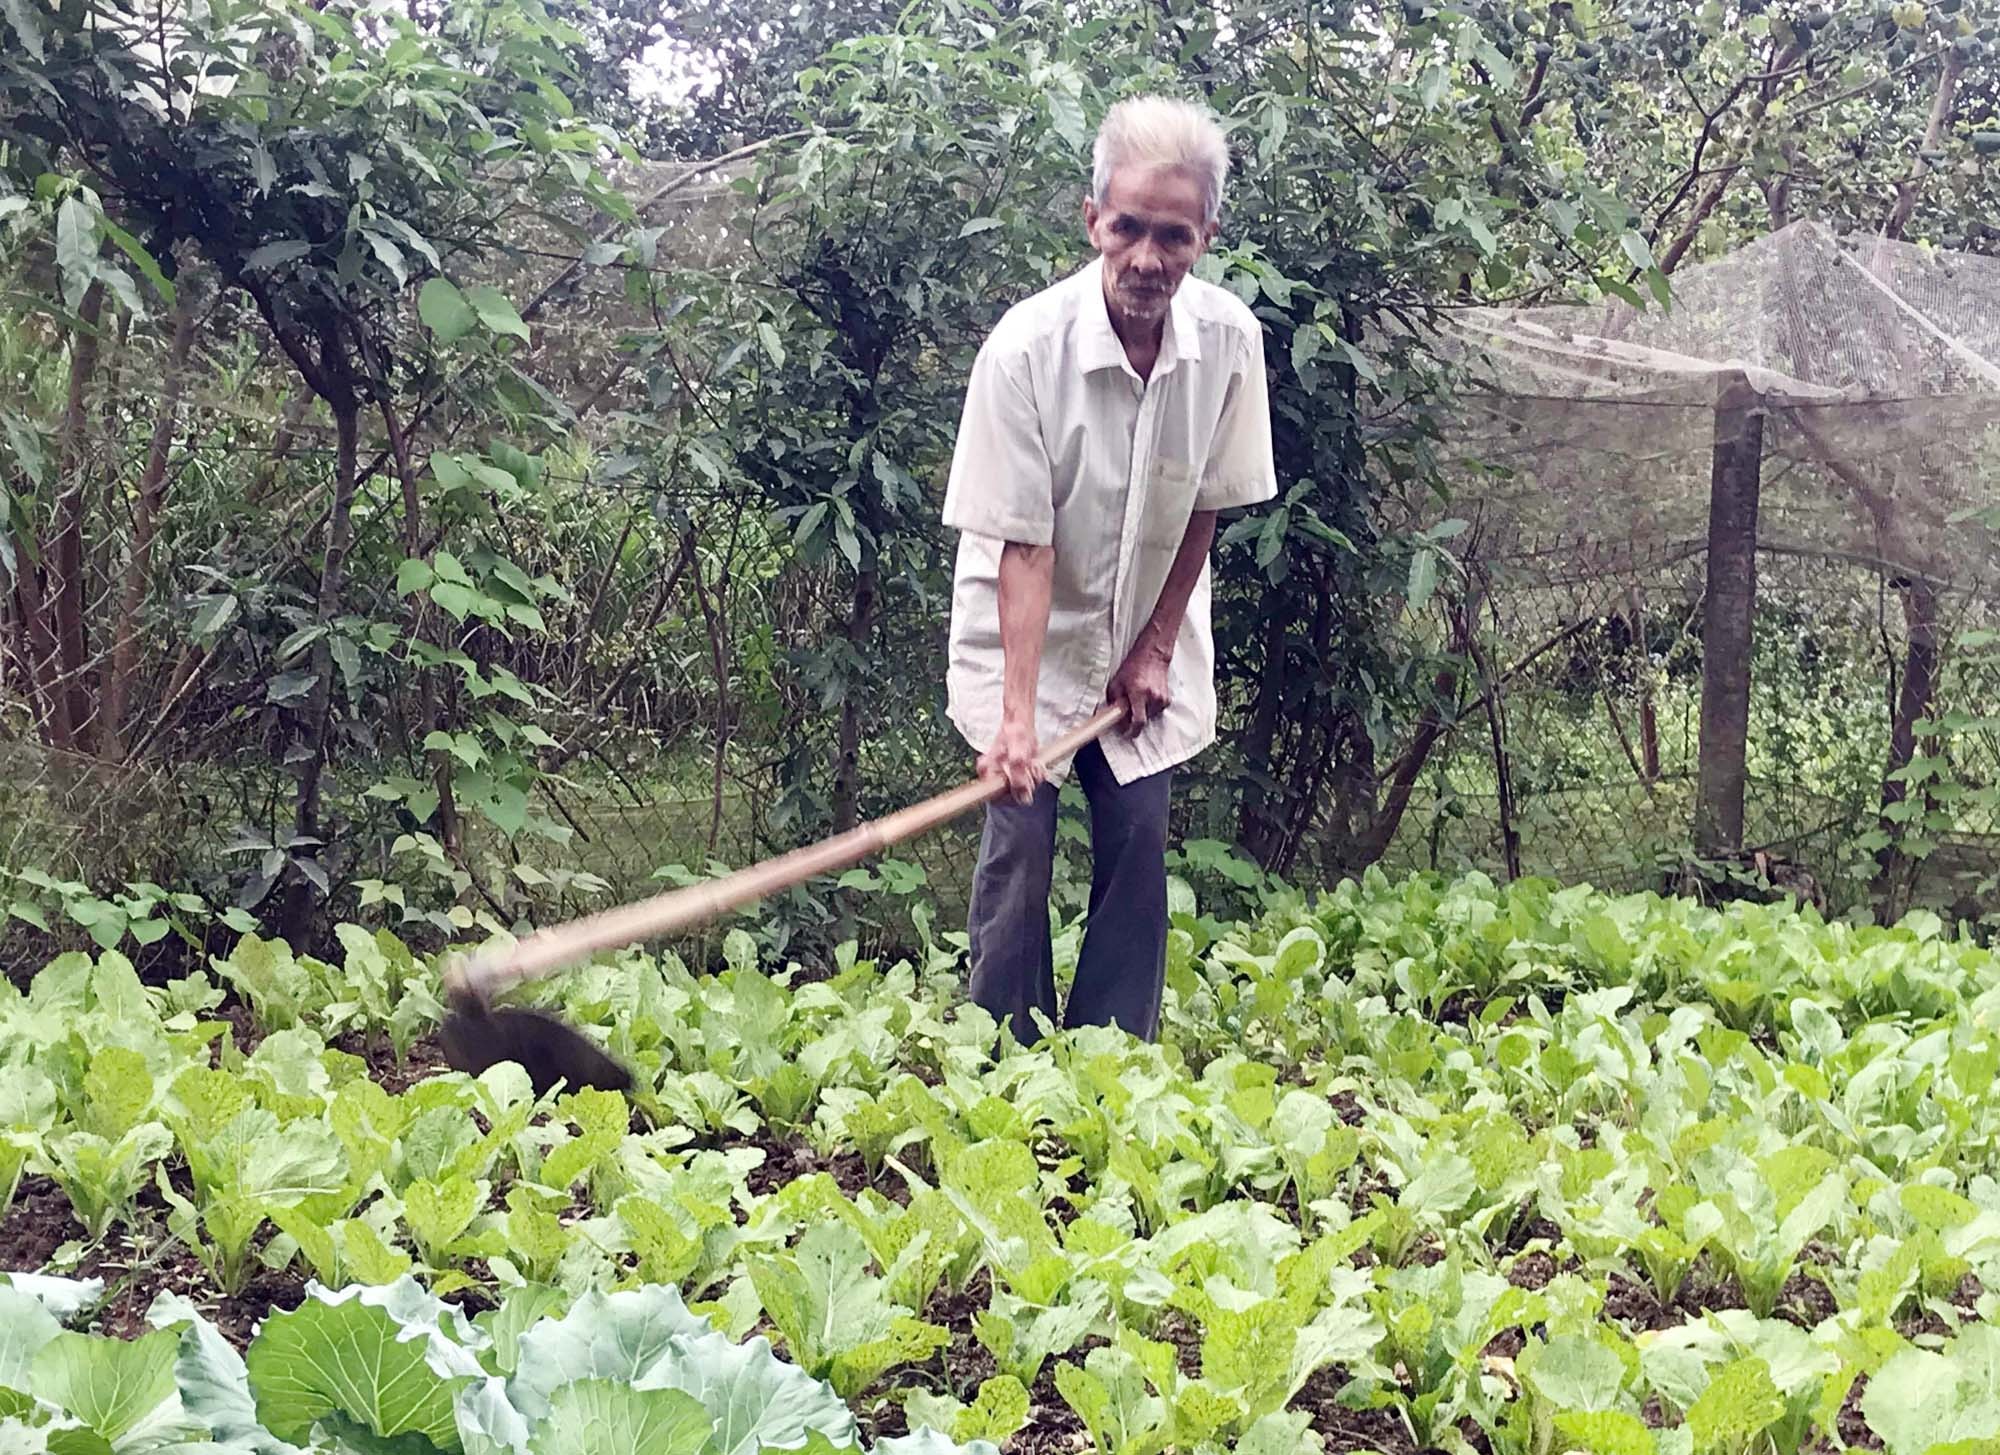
[1203, 216, 1220, 247]
[1082, 195, 1101, 241]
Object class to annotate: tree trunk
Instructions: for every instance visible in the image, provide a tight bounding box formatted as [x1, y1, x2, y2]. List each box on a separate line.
[1236, 604, 1291, 865]
[280, 398, 362, 943]
[1316, 707, 1380, 878]
[103, 277, 201, 761]
[47, 281, 107, 753]
[13, 571, 69, 750]
[830, 557, 879, 838]
[1870, 575, 1943, 916]
[380, 400, 464, 862]
[1693, 374, 1764, 858]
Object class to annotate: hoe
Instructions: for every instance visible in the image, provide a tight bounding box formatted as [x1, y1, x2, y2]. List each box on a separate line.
[438, 704, 1124, 1093]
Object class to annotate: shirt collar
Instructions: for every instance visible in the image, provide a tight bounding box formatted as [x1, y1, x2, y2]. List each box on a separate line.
[1075, 256, 1202, 380]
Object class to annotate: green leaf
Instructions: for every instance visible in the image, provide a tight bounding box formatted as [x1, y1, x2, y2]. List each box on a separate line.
[1417, 62, 1451, 109]
[1046, 88, 1088, 152]
[339, 1221, 415, 1286]
[1686, 1357, 1785, 1452]
[1, 0, 45, 61]
[55, 198, 94, 305]
[247, 1283, 482, 1451]
[190, 595, 239, 638]
[1902, 1184, 1978, 1232]
[265, 671, 317, 705]
[244, 241, 312, 273]
[430, 582, 478, 622]
[952, 1376, 1028, 1444]
[27, 1330, 177, 1443]
[403, 1177, 481, 1260]
[0, 1415, 113, 1455]
[507, 1285, 858, 1455]
[1524, 1334, 1627, 1412]
[1407, 548, 1439, 613]
[396, 559, 435, 595]
[527, 1382, 714, 1455]
[1862, 1325, 2000, 1455]
[747, 1220, 897, 1377]
[145, 1292, 301, 1455]
[958, 217, 1004, 238]
[99, 218, 173, 305]
[757, 322, 786, 369]
[81, 1048, 151, 1140]
[363, 230, 409, 286]
[1554, 1410, 1655, 1455]
[1255, 510, 1287, 570]
[464, 285, 529, 342]
[0, 1289, 61, 1394]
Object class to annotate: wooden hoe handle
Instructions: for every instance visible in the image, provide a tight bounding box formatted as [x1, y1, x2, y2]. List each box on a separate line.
[443, 704, 1127, 1004]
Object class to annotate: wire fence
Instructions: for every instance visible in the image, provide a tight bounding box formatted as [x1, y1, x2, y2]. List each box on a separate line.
[1371, 535, 2000, 915]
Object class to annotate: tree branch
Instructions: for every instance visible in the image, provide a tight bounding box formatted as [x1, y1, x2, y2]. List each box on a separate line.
[1882, 46, 1966, 242]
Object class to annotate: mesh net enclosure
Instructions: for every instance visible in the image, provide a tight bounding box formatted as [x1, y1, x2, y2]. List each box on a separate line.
[1377, 222, 2000, 917]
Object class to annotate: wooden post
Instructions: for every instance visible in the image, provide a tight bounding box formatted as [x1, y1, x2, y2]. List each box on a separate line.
[1693, 373, 1764, 858]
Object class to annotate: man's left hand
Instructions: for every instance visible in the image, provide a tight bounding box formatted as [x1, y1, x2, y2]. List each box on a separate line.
[1107, 635, 1172, 738]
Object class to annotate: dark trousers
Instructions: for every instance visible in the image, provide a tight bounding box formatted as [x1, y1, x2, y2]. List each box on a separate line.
[965, 741, 1172, 1046]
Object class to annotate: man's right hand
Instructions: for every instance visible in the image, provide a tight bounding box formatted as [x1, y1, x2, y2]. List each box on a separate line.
[978, 715, 1043, 804]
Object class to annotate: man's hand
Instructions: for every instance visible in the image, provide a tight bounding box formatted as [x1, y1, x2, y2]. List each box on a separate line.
[1107, 632, 1172, 738]
[1108, 510, 1212, 738]
[978, 715, 1043, 804]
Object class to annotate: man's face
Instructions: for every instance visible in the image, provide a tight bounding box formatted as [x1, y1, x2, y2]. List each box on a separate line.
[1084, 162, 1216, 331]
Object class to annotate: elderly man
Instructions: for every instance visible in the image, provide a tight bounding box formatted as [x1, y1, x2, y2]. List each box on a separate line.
[940, 94, 1277, 1047]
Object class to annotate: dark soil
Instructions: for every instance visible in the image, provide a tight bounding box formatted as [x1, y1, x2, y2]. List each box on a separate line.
[327, 1029, 449, 1095]
[1293, 1367, 1418, 1455]
[1155, 1310, 1204, 1378]
[84, 1235, 308, 1347]
[1603, 1272, 1684, 1332]
[1506, 1251, 1558, 1291]
[1498, 1215, 1563, 1258]
[1331, 1091, 1366, 1126]
[2, 1170, 309, 1348]
[0, 1176, 84, 1272]
[1775, 1268, 1838, 1329]
[1602, 1258, 1748, 1331]
[1007, 1358, 1095, 1455]
[739, 1137, 904, 1204]
[1483, 1326, 1526, 1360]
[1829, 1374, 1884, 1453]
[212, 999, 266, 1058]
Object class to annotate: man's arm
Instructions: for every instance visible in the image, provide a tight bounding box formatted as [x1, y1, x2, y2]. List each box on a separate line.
[1106, 509, 1217, 736]
[979, 539, 1055, 802]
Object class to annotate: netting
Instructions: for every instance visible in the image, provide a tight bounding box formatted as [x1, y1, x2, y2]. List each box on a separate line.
[1379, 222, 2000, 914]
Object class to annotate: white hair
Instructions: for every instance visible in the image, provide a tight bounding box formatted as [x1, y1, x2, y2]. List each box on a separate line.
[1090, 94, 1229, 224]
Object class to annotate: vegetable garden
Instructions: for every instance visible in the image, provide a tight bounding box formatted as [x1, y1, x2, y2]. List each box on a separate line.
[7, 870, 2000, 1455]
[6, 0, 2000, 1452]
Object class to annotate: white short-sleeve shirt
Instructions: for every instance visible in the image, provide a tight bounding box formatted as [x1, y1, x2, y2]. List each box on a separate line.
[941, 256, 1278, 785]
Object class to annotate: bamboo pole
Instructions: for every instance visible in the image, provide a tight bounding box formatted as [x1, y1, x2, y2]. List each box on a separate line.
[445, 704, 1126, 1003]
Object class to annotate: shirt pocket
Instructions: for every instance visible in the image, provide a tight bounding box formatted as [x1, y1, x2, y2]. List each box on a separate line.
[1141, 456, 1199, 551]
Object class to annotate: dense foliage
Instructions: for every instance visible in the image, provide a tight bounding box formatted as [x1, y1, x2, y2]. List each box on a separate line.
[7, 870, 2000, 1451]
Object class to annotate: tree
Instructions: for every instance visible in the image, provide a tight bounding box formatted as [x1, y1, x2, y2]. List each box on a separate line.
[0, 0, 633, 940]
